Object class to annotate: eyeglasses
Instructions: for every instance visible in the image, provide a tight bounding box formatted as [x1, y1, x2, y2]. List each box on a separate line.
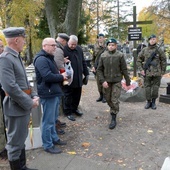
[45, 44, 57, 47]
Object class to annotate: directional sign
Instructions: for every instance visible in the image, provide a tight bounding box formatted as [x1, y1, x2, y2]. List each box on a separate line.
[128, 27, 142, 41]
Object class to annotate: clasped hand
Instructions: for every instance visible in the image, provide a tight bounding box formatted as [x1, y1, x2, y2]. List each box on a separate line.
[32, 96, 39, 108]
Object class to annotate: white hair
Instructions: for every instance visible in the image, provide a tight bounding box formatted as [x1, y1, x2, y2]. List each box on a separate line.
[69, 35, 78, 42]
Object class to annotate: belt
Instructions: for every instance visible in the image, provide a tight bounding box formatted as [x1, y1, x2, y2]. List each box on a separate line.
[5, 89, 31, 96]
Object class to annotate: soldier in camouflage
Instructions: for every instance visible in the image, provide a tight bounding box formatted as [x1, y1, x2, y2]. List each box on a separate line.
[91, 33, 106, 103]
[97, 38, 131, 129]
[137, 34, 167, 109]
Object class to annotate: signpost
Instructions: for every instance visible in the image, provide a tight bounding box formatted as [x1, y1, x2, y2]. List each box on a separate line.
[128, 27, 142, 41]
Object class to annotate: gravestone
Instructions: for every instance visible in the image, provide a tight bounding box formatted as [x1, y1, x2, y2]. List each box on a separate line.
[120, 87, 146, 102]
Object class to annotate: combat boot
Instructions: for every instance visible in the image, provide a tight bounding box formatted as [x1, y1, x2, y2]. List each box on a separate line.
[102, 97, 106, 103]
[20, 149, 38, 170]
[96, 93, 103, 102]
[151, 98, 157, 110]
[9, 159, 21, 170]
[109, 114, 117, 129]
[144, 100, 152, 109]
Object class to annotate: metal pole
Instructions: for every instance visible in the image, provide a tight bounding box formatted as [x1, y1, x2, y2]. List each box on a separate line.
[117, 0, 120, 40]
[133, 6, 137, 77]
[97, 0, 99, 35]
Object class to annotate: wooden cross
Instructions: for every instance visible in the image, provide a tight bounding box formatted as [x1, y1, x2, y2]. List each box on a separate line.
[120, 6, 152, 77]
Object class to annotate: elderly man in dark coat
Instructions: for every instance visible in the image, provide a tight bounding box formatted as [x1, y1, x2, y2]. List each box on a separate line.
[63, 35, 89, 121]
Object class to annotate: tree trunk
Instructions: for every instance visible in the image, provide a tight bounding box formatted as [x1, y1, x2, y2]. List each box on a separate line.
[44, 0, 82, 37]
[64, 0, 82, 35]
[44, 0, 61, 38]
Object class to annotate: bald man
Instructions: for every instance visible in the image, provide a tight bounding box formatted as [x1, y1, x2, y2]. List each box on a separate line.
[34, 38, 67, 154]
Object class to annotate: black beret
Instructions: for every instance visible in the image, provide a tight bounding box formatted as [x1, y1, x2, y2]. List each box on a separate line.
[97, 33, 104, 38]
[107, 38, 117, 45]
[58, 33, 70, 41]
[148, 34, 156, 40]
[3, 27, 26, 38]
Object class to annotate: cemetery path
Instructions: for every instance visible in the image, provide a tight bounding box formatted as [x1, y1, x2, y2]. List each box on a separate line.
[58, 79, 170, 170]
[1, 79, 169, 170]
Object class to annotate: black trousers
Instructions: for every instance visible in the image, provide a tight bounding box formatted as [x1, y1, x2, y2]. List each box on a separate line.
[63, 86, 82, 115]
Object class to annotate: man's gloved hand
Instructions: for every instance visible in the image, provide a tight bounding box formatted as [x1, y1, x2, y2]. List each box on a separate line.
[83, 75, 89, 85]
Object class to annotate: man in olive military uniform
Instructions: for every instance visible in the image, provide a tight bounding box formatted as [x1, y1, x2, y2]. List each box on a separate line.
[137, 34, 167, 109]
[91, 33, 106, 103]
[0, 27, 39, 170]
[97, 38, 131, 129]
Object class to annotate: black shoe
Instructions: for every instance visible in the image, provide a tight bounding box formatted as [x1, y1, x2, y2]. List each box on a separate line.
[53, 139, 67, 145]
[74, 110, 83, 116]
[145, 100, 152, 109]
[96, 96, 103, 102]
[67, 115, 76, 121]
[45, 146, 62, 154]
[56, 129, 65, 135]
[21, 165, 38, 170]
[151, 98, 157, 110]
[109, 114, 117, 129]
[56, 119, 66, 128]
[102, 98, 106, 103]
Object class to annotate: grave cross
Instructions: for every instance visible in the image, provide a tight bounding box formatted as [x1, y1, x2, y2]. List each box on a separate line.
[119, 6, 152, 77]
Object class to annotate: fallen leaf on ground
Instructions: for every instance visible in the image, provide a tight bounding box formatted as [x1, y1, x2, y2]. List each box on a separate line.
[67, 151, 76, 155]
[82, 142, 90, 148]
[147, 130, 153, 133]
[117, 159, 123, 163]
[97, 153, 103, 157]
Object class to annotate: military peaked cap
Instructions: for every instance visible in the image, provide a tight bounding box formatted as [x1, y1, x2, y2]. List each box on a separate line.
[107, 38, 118, 45]
[58, 33, 70, 41]
[3, 27, 26, 38]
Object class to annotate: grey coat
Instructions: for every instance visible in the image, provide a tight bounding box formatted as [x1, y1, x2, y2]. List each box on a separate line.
[0, 47, 37, 117]
[54, 41, 65, 70]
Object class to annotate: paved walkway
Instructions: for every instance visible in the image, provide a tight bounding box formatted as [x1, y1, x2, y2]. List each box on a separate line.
[28, 151, 115, 170]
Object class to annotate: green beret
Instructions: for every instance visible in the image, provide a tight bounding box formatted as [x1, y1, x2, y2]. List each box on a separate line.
[148, 34, 156, 40]
[58, 33, 70, 41]
[97, 33, 104, 38]
[107, 38, 117, 45]
[3, 27, 26, 38]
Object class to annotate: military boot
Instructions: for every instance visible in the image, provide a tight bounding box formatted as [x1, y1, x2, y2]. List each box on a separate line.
[102, 97, 106, 103]
[9, 159, 21, 170]
[151, 98, 157, 110]
[144, 100, 152, 109]
[96, 93, 103, 102]
[109, 114, 117, 129]
[20, 149, 38, 170]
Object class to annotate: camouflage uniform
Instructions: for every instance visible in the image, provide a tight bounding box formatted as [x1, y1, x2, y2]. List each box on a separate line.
[92, 43, 106, 94]
[137, 44, 167, 100]
[97, 50, 130, 114]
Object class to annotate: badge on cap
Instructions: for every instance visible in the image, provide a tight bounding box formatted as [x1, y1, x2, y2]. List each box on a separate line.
[107, 38, 117, 45]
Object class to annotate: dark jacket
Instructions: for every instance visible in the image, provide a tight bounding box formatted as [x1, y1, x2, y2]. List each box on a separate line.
[33, 49, 64, 98]
[97, 50, 130, 85]
[63, 45, 89, 88]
